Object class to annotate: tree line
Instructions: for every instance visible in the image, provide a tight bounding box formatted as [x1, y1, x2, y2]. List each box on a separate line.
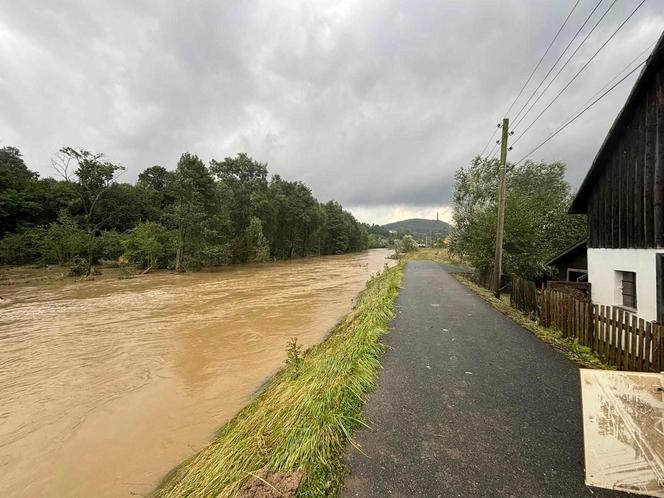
[0, 146, 369, 273]
[449, 156, 586, 281]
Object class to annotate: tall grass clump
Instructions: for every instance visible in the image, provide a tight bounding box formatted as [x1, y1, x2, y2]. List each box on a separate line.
[153, 263, 404, 497]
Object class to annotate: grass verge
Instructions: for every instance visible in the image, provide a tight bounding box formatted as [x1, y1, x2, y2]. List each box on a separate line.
[402, 248, 467, 267]
[453, 273, 612, 370]
[153, 262, 405, 498]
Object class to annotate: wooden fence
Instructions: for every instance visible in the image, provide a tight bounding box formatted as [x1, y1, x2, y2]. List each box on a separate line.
[541, 288, 664, 372]
[510, 275, 539, 315]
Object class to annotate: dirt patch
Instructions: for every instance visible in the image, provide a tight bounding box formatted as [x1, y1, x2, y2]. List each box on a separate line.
[237, 469, 304, 497]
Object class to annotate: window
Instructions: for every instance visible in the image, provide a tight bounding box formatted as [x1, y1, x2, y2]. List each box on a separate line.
[621, 271, 637, 309]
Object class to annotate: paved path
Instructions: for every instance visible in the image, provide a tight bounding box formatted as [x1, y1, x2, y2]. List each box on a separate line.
[343, 261, 628, 498]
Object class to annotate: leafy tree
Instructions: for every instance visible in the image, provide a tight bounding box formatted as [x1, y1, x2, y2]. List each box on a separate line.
[169, 153, 230, 271]
[42, 211, 88, 265]
[123, 221, 174, 269]
[450, 156, 586, 280]
[245, 216, 271, 262]
[210, 153, 269, 261]
[0, 147, 370, 271]
[0, 147, 40, 236]
[57, 147, 125, 272]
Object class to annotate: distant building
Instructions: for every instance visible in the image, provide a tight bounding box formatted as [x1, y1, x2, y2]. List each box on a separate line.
[546, 239, 587, 282]
[570, 32, 664, 322]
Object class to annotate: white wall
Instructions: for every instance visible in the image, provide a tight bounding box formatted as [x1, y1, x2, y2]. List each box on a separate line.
[587, 248, 664, 322]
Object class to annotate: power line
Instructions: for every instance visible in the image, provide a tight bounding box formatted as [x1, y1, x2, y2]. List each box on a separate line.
[569, 40, 656, 117]
[512, 0, 646, 147]
[511, 0, 607, 126]
[513, 56, 650, 166]
[480, 127, 500, 156]
[504, 0, 582, 119]
[479, 0, 582, 156]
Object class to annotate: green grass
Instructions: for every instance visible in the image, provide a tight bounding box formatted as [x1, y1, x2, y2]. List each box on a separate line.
[403, 247, 467, 267]
[453, 273, 611, 370]
[153, 262, 405, 498]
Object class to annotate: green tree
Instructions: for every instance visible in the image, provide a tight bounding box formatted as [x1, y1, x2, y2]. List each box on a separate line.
[123, 221, 174, 269]
[245, 216, 271, 262]
[450, 156, 586, 280]
[57, 147, 125, 273]
[169, 153, 230, 271]
[210, 153, 270, 261]
[0, 146, 40, 236]
[42, 211, 88, 265]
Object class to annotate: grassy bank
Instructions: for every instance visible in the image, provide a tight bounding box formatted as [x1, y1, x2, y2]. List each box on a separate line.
[154, 262, 404, 497]
[405, 247, 467, 267]
[453, 273, 610, 370]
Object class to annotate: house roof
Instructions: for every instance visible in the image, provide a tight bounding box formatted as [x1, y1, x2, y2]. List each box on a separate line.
[546, 238, 587, 267]
[570, 30, 664, 214]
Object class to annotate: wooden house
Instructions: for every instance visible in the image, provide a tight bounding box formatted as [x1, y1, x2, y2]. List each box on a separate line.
[570, 32, 664, 322]
[545, 239, 587, 282]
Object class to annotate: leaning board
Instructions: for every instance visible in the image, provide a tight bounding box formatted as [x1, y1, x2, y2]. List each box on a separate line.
[581, 369, 664, 496]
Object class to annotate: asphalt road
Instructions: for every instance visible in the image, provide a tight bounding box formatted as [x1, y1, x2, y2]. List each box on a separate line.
[342, 260, 629, 498]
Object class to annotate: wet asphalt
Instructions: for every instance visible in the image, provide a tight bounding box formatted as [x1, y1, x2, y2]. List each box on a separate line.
[342, 260, 630, 498]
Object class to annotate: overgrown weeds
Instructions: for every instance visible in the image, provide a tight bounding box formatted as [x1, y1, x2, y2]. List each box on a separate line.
[153, 263, 404, 497]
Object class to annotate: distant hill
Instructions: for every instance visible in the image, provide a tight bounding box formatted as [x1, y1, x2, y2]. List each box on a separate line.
[381, 218, 452, 236]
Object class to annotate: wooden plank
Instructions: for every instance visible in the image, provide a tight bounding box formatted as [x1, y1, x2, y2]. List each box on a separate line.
[627, 315, 639, 370]
[653, 322, 662, 372]
[609, 307, 618, 365]
[615, 307, 622, 366]
[636, 102, 645, 247]
[634, 318, 647, 372]
[619, 308, 626, 369]
[644, 320, 652, 371]
[655, 71, 664, 248]
[600, 305, 607, 359]
[634, 318, 649, 372]
[644, 88, 656, 247]
[593, 304, 600, 352]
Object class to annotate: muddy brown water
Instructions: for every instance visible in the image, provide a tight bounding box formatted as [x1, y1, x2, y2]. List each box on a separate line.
[0, 249, 394, 497]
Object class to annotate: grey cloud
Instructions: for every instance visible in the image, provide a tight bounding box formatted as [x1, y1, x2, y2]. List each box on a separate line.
[0, 0, 662, 223]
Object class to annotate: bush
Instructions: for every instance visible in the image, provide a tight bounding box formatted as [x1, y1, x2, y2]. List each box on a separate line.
[42, 213, 87, 265]
[0, 227, 47, 264]
[68, 256, 89, 276]
[123, 221, 175, 269]
[96, 230, 126, 262]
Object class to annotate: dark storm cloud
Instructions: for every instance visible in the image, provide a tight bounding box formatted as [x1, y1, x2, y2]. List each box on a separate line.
[0, 0, 662, 224]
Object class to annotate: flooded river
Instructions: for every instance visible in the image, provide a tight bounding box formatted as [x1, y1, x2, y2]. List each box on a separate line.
[0, 249, 393, 497]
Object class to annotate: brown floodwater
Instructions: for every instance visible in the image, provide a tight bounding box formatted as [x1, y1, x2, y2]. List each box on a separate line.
[0, 249, 394, 497]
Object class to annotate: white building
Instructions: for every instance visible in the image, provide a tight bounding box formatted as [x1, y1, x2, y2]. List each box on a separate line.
[570, 32, 664, 323]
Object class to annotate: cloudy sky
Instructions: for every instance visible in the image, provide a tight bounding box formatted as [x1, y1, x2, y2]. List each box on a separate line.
[1, 1, 662, 225]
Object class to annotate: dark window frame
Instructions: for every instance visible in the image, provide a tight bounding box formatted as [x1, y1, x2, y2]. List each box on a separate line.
[621, 271, 637, 310]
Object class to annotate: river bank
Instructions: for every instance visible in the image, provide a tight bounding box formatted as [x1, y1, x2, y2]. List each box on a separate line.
[154, 261, 404, 497]
[0, 249, 393, 497]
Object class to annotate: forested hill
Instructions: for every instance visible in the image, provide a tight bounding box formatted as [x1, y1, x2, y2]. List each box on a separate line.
[382, 218, 452, 236]
[0, 147, 369, 272]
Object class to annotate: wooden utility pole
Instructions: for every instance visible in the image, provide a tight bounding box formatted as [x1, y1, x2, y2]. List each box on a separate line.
[493, 118, 509, 298]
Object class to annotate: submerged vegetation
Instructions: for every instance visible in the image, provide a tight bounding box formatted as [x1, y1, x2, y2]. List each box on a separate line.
[154, 263, 404, 497]
[0, 146, 368, 273]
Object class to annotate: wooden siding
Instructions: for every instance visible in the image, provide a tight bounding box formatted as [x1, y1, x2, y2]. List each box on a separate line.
[586, 65, 664, 249]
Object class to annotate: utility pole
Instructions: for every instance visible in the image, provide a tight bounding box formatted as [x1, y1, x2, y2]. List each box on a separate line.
[493, 118, 509, 298]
